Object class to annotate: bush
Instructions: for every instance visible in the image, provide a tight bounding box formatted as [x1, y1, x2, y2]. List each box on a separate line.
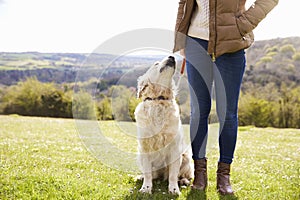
[260, 56, 273, 63]
[2, 77, 72, 118]
[41, 90, 72, 118]
[279, 44, 296, 54]
[292, 52, 300, 61]
[97, 97, 113, 120]
[238, 86, 300, 128]
[239, 95, 273, 127]
[72, 91, 96, 120]
[109, 85, 135, 121]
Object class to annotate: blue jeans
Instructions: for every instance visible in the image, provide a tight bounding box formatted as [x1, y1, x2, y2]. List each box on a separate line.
[185, 36, 246, 164]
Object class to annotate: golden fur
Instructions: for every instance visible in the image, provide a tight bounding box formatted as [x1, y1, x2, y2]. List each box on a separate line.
[134, 56, 193, 195]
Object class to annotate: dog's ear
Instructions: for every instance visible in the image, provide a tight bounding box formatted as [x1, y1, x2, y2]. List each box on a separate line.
[137, 76, 149, 99]
[137, 83, 148, 99]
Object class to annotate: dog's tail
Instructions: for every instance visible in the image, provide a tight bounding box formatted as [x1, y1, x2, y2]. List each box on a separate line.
[179, 151, 194, 186]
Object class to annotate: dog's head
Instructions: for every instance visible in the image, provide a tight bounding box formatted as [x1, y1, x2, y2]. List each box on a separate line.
[137, 56, 176, 100]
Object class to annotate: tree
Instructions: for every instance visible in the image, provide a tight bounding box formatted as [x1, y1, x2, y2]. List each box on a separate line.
[108, 85, 135, 121]
[292, 52, 300, 61]
[2, 77, 73, 118]
[41, 90, 72, 118]
[3, 77, 50, 116]
[238, 94, 273, 127]
[280, 44, 296, 59]
[72, 91, 96, 120]
[97, 97, 113, 120]
[277, 84, 299, 128]
[128, 97, 141, 122]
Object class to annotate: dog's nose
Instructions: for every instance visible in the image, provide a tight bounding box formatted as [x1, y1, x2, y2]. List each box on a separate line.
[168, 56, 175, 61]
[165, 56, 176, 68]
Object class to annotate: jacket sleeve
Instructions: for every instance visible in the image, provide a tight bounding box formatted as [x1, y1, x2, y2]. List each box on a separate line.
[236, 0, 279, 35]
[175, 0, 186, 31]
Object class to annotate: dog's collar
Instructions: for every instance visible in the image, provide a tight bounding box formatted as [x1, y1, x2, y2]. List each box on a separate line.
[144, 96, 169, 101]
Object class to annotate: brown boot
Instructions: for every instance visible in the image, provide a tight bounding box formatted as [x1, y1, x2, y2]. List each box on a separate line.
[216, 162, 234, 195]
[191, 158, 207, 190]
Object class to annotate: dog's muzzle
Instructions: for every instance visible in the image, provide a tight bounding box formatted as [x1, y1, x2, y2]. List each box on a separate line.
[160, 56, 176, 73]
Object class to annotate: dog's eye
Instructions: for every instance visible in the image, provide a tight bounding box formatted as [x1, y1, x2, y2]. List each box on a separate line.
[154, 62, 159, 66]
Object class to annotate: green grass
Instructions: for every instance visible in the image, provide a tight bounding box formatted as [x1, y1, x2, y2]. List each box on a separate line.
[0, 115, 299, 199]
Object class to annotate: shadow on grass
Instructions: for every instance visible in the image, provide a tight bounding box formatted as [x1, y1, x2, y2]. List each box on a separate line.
[186, 189, 207, 200]
[123, 178, 181, 200]
[186, 188, 239, 200]
[218, 193, 239, 200]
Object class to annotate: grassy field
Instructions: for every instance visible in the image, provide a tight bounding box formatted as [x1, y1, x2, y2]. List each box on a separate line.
[0, 115, 299, 199]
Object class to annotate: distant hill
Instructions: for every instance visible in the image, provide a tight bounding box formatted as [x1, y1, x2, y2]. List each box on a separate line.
[0, 52, 165, 86]
[244, 37, 300, 90]
[0, 36, 300, 89]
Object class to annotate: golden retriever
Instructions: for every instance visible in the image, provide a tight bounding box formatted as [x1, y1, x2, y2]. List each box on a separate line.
[134, 56, 193, 195]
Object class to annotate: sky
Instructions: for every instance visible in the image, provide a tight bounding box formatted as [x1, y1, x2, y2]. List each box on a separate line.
[0, 0, 299, 53]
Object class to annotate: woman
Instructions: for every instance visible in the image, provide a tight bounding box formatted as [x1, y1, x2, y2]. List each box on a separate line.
[173, 0, 278, 195]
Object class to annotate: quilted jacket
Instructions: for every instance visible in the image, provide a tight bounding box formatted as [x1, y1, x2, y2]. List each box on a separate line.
[173, 0, 279, 58]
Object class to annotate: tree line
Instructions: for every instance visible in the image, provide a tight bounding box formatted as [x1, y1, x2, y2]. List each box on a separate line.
[0, 77, 299, 128]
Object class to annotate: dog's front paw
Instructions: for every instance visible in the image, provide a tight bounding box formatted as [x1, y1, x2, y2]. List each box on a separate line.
[168, 183, 181, 195]
[139, 184, 152, 194]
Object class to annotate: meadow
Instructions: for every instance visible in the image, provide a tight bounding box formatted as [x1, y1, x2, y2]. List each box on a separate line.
[0, 115, 299, 199]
